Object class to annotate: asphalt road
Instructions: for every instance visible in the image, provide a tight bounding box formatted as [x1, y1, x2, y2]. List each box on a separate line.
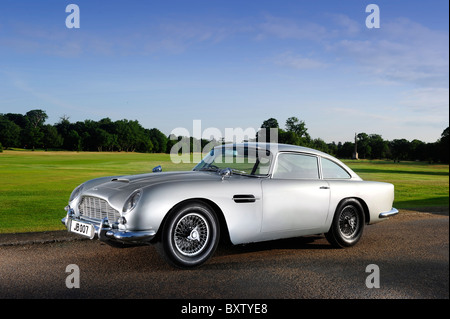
[0, 211, 448, 300]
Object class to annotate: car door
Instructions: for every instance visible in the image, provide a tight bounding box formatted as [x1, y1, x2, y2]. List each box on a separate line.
[261, 152, 330, 233]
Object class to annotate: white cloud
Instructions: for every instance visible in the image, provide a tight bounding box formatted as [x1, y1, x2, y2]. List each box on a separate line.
[329, 14, 361, 36]
[274, 51, 328, 70]
[326, 104, 447, 142]
[400, 87, 449, 113]
[1, 18, 249, 57]
[141, 22, 239, 54]
[331, 18, 449, 88]
[256, 15, 327, 42]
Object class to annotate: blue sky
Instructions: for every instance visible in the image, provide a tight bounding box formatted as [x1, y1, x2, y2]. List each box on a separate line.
[0, 0, 448, 143]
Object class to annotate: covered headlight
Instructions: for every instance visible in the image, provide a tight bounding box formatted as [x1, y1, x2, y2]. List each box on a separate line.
[123, 189, 141, 213]
[69, 183, 84, 202]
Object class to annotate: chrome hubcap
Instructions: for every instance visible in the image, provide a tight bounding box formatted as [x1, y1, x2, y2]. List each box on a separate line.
[188, 227, 200, 241]
[174, 213, 209, 256]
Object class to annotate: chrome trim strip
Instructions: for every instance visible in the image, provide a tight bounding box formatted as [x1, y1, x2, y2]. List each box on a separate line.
[105, 229, 156, 242]
[379, 208, 399, 218]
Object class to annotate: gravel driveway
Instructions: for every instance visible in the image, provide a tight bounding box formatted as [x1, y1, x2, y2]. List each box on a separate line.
[0, 211, 448, 301]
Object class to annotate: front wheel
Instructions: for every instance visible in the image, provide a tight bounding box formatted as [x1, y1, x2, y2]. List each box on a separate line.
[156, 201, 220, 269]
[326, 199, 365, 248]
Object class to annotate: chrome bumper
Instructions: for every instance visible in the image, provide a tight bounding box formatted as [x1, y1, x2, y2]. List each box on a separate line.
[62, 209, 156, 244]
[379, 207, 399, 218]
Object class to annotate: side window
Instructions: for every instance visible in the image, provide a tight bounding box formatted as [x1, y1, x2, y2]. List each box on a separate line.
[322, 158, 351, 179]
[273, 153, 319, 179]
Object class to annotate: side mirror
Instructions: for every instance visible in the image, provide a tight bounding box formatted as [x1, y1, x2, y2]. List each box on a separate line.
[219, 168, 232, 180]
[152, 165, 162, 173]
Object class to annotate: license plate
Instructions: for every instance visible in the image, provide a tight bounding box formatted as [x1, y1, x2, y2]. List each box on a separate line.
[70, 220, 95, 238]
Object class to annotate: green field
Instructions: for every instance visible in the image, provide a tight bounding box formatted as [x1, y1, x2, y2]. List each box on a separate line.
[0, 150, 448, 234]
[346, 159, 449, 210]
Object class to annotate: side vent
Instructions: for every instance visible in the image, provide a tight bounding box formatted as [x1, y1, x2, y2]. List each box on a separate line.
[233, 194, 256, 203]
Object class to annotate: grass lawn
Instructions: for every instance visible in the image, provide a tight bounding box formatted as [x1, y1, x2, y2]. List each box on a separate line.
[345, 159, 449, 210]
[0, 151, 193, 233]
[0, 150, 448, 234]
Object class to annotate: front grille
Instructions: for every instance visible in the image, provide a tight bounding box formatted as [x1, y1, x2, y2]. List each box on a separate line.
[78, 196, 120, 221]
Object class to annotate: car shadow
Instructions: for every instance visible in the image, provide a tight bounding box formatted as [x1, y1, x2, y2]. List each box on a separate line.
[98, 234, 334, 272]
[215, 235, 333, 257]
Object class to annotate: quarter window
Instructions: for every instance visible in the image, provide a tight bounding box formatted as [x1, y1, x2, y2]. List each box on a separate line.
[273, 153, 319, 179]
[321, 158, 351, 179]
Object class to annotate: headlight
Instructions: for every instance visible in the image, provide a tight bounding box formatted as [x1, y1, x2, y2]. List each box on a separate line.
[69, 183, 84, 202]
[123, 189, 141, 213]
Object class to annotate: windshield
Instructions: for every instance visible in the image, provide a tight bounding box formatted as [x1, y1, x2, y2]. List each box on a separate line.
[193, 146, 272, 176]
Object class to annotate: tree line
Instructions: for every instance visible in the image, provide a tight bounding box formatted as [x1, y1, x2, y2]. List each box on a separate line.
[256, 117, 449, 163]
[0, 110, 448, 163]
[0, 110, 170, 153]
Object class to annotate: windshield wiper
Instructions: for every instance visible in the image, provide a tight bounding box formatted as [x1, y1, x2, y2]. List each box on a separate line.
[199, 166, 258, 177]
[229, 168, 248, 175]
[198, 166, 219, 172]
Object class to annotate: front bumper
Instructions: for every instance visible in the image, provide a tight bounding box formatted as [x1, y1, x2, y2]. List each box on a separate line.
[62, 209, 156, 244]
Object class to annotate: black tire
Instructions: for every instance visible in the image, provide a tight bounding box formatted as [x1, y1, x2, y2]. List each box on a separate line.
[156, 201, 220, 269]
[325, 199, 365, 248]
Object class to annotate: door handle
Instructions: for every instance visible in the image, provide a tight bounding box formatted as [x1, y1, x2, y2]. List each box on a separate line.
[320, 186, 330, 189]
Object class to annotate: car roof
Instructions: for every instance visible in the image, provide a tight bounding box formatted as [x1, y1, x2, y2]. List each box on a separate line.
[217, 142, 361, 180]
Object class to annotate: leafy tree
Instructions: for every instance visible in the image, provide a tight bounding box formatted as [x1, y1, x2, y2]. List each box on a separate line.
[55, 116, 72, 149]
[0, 115, 21, 148]
[390, 139, 410, 161]
[278, 130, 299, 145]
[148, 128, 168, 153]
[258, 116, 312, 146]
[3, 113, 28, 129]
[286, 117, 309, 138]
[66, 129, 82, 151]
[337, 141, 354, 158]
[42, 124, 63, 149]
[285, 117, 311, 146]
[410, 139, 427, 161]
[261, 118, 279, 129]
[257, 118, 279, 143]
[310, 138, 329, 153]
[368, 134, 389, 159]
[22, 125, 44, 150]
[5, 109, 48, 150]
[438, 127, 449, 163]
[327, 142, 338, 156]
[98, 118, 118, 151]
[26, 109, 48, 128]
[356, 133, 371, 159]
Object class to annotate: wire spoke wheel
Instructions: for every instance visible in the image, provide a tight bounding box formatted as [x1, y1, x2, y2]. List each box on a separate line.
[338, 206, 359, 239]
[326, 199, 365, 248]
[174, 213, 209, 256]
[156, 201, 220, 269]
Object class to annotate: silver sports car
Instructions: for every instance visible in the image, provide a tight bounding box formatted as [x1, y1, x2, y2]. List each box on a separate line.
[62, 143, 398, 268]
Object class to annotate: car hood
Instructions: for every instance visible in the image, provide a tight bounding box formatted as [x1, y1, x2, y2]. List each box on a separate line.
[76, 170, 221, 212]
[80, 171, 220, 206]
[96, 171, 220, 191]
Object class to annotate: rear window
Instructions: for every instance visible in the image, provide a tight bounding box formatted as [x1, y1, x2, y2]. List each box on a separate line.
[321, 158, 351, 179]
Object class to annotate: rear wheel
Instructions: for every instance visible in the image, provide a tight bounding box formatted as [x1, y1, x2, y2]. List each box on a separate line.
[326, 199, 365, 248]
[156, 201, 219, 268]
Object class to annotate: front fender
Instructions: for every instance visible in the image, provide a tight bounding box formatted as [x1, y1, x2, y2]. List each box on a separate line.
[124, 178, 264, 245]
